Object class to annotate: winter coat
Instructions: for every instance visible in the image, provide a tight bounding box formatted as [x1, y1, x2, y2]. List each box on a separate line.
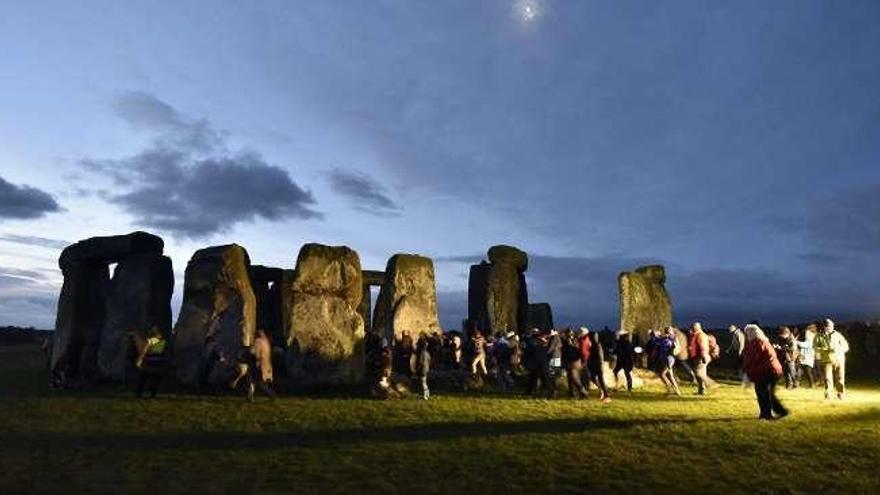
[796, 339, 815, 367]
[688, 330, 710, 363]
[814, 330, 849, 364]
[548, 334, 563, 361]
[615, 337, 634, 368]
[578, 335, 592, 363]
[742, 338, 783, 383]
[776, 335, 799, 364]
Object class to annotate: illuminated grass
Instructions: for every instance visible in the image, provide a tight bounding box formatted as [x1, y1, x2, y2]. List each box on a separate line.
[1, 344, 879, 494]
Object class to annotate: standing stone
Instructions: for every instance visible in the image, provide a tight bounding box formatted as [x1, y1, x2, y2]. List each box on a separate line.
[526, 303, 554, 332]
[51, 261, 109, 382]
[173, 244, 256, 387]
[51, 231, 167, 384]
[468, 245, 529, 334]
[372, 254, 442, 342]
[286, 244, 364, 386]
[98, 254, 174, 380]
[618, 265, 673, 344]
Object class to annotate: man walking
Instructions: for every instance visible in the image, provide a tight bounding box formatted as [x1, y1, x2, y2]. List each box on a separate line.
[688, 322, 711, 395]
[814, 318, 849, 400]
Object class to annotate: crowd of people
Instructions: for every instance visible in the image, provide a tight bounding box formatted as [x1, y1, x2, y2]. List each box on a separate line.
[365, 317, 852, 421]
[79, 315, 852, 421]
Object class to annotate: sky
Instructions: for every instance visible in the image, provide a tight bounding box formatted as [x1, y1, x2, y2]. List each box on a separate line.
[1, 1, 879, 330]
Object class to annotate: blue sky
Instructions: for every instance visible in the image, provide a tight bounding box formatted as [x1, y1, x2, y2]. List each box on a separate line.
[1, 1, 879, 329]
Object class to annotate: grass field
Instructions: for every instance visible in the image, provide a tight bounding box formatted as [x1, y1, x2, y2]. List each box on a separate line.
[2, 343, 879, 494]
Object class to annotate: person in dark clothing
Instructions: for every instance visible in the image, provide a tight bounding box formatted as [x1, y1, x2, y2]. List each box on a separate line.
[613, 331, 635, 393]
[656, 327, 681, 395]
[427, 332, 444, 371]
[586, 331, 611, 402]
[415, 333, 432, 400]
[395, 330, 414, 377]
[562, 329, 588, 398]
[577, 327, 593, 392]
[523, 330, 539, 394]
[135, 328, 167, 398]
[742, 324, 788, 420]
[774, 326, 799, 389]
[493, 333, 514, 391]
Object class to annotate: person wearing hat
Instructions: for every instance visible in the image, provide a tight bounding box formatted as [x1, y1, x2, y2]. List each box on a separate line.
[773, 326, 799, 389]
[577, 327, 593, 393]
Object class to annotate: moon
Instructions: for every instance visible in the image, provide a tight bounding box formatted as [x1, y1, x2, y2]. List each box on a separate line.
[515, 0, 540, 23]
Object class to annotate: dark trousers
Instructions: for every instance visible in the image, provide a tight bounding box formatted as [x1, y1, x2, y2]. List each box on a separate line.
[799, 364, 815, 388]
[754, 375, 788, 419]
[566, 363, 588, 398]
[588, 363, 609, 398]
[614, 363, 633, 391]
[676, 359, 697, 383]
[783, 361, 798, 389]
[137, 371, 161, 398]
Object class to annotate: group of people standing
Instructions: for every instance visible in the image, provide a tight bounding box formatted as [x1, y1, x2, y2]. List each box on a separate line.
[726, 318, 850, 420]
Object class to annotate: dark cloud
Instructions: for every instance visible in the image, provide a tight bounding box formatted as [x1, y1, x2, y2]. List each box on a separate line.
[113, 90, 223, 152]
[0, 176, 62, 220]
[798, 184, 880, 252]
[80, 93, 321, 238]
[326, 168, 401, 216]
[0, 234, 69, 250]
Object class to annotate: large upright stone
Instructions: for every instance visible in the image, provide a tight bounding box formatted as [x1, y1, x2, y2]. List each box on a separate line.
[618, 265, 673, 343]
[97, 254, 174, 380]
[51, 261, 110, 382]
[287, 244, 364, 385]
[526, 303, 554, 332]
[173, 244, 256, 386]
[51, 231, 168, 384]
[372, 254, 442, 341]
[468, 245, 529, 334]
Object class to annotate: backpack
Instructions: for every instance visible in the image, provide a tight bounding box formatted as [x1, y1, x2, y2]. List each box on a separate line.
[708, 334, 720, 360]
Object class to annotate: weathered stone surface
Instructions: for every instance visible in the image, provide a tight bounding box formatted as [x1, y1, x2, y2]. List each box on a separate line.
[51, 261, 109, 382]
[97, 254, 174, 380]
[59, 231, 163, 270]
[286, 244, 364, 385]
[487, 245, 528, 270]
[618, 265, 673, 344]
[526, 303, 554, 332]
[173, 244, 256, 386]
[372, 254, 441, 341]
[467, 246, 530, 334]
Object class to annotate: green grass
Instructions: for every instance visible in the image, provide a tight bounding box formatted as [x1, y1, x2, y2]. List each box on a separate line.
[2, 343, 879, 494]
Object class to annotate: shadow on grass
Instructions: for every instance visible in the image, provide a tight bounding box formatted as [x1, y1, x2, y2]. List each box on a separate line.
[0, 415, 752, 453]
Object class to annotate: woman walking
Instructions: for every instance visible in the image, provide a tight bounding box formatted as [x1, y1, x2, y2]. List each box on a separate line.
[742, 324, 789, 420]
[613, 331, 635, 393]
[587, 331, 611, 403]
[656, 327, 681, 396]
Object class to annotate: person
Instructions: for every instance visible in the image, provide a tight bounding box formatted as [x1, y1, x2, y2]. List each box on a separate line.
[415, 333, 431, 400]
[742, 324, 788, 420]
[586, 330, 611, 402]
[688, 322, 711, 395]
[645, 329, 659, 371]
[470, 331, 488, 377]
[548, 329, 563, 381]
[613, 331, 635, 393]
[562, 328, 588, 398]
[135, 328, 167, 398]
[250, 329, 276, 399]
[726, 324, 748, 386]
[656, 327, 681, 395]
[394, 330, 414, 377]
[814, 318, 849, 400]
[577, 327, 593, 392]
[774, 327, 799, 389]
[536, 330, 555, 398]
[796, 324, 817, 388]
[509, 332, 522, 373]
[493, 332, 514, 391]
[365, 331, 387, 395]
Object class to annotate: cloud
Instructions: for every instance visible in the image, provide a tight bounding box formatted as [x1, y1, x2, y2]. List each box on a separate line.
[326, 168, 401, 216]
[0, 234, 69, 250]
[79, 92, 321, 238]
[796, 184, 880, 252]
[0, 176, 62, 220]
[0, 265, 59, 329]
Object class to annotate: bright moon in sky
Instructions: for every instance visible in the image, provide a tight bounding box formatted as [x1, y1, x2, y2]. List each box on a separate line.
[515, 0, 540, 23]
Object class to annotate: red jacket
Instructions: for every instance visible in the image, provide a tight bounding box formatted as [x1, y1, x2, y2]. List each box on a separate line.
[742, 339, 783, 382]
[578, 335, 592, 363]
[688, 330, 710, 362]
